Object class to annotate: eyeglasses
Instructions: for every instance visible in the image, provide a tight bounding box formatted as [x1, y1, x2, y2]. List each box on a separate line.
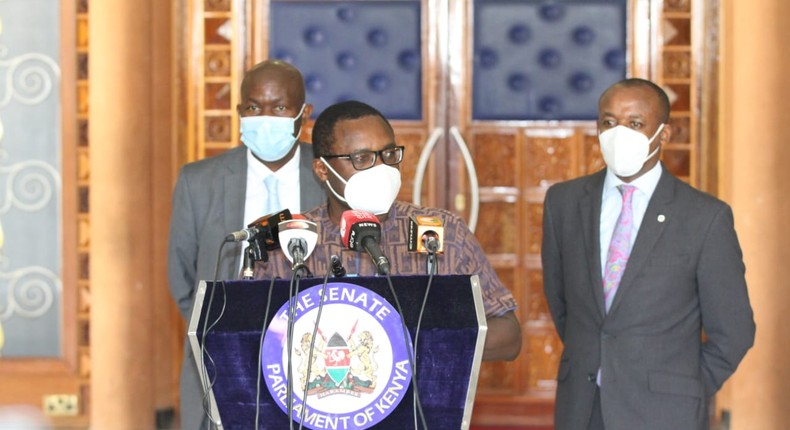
[323, 146, 405, 171]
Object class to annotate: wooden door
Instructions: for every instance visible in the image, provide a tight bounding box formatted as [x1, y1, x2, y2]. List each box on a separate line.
[183, 0, 717, 426]
[448, 0, 716, 426]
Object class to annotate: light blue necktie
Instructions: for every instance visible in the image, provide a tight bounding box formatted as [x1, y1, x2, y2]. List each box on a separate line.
[264, 175, 281, 215]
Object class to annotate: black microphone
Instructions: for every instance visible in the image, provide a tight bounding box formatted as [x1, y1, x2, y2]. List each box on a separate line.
[340, 210, 390, 275]
[225, 208, 292, 249]
[408, 215, 444, 254]
[241, 241, 263, 279]
[278, 215, 318, 273]
[422, 232, 441, 254]
[330, 255, 346, 277]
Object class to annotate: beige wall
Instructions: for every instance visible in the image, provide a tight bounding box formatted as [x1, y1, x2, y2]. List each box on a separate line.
[719, 0, 790, 428]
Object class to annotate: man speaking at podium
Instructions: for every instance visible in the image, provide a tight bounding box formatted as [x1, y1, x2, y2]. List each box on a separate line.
[256, 100, 522, 361]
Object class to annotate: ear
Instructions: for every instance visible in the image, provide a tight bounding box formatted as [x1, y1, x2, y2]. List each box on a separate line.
[313, 158, 328, 182]
[659, 123, 672, 144]
[303, 103, 314, 121]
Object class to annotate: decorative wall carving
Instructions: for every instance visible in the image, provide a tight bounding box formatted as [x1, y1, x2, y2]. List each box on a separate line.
[0, 1, 63, 359]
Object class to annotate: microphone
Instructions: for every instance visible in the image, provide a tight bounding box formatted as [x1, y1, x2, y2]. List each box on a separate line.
[408, 215, 444, 254]
[330, 255, 346, 277]
[278, 215, 318, 270]
[340, 210, 390, 275]
[226, 208, 292, 249]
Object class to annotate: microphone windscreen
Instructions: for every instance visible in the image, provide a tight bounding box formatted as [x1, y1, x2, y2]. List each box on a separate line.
[248, 208, 292, 250]
[340, 210, 380, 250]
[278, 218, 318, 263]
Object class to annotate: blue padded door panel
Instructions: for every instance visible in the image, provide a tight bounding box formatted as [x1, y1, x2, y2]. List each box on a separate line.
[473, 0, 627, 120]
[270, 1, 422, 120]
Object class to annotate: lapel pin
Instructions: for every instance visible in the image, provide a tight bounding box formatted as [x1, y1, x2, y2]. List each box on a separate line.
[657, 214, 666, 223]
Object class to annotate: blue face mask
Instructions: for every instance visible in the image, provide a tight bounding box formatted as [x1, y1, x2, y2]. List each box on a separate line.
[240, 104, 305, 162]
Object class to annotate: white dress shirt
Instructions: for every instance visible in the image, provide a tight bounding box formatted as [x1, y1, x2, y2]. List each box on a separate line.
[599, 161, 663, 276]
[239, 146, 303, 272]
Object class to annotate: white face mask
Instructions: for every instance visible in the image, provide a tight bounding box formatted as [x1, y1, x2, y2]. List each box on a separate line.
[599, 124, 664, 177]
[320, 158, 401, 215]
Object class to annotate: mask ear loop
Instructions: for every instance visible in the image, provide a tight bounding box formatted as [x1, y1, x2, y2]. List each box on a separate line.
[294, 103, 306, 120]
[648, 123, 665, 143]
[293, 104, 307, 140]
[644, 123, 666, 160]
[319, 157, 349, 204]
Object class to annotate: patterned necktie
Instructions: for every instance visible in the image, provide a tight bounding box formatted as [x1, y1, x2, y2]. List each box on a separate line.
[264, 175, 281, 215]
[603, 184, 636, 312]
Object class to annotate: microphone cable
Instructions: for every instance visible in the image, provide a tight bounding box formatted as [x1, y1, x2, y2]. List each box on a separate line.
[411, 259, 436, 430]
[199, 238, 231, 430]
[254, 276, 277, 430]
[297, 256, 335, 430]
[384, 273, 429, 429]
[285, 259, 305, 429]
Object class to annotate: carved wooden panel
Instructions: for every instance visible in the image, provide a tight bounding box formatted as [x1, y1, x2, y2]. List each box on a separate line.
[476, 201, 518, 255]
[524, 328, 563, 392]
[466, 2, 707, 424]
[661, 0, 697, 184]
[478, 356, 520, 394]
[471, 131, 519, 188]
[525, 129, 579, 185]
[181, 0, 712, 427]
[393, 128, 428, 203]
[189, 0, 238, 162]
[75, 0, 92, 422]
[582, 132, 607, 175]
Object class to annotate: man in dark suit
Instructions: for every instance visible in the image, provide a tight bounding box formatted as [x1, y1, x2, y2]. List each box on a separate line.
[167, 60, 325, 430]
[541, 78, 755, 430]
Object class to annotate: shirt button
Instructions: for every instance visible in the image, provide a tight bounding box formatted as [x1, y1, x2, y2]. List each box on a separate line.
[587, 373, 596, 382]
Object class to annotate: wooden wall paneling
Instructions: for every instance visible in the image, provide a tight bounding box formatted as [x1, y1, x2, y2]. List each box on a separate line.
[193, 0, 242, 162]
[698, 0, 719, 195]
[657, 0, 699, 186]
[174, 0, 716, 427]
[393, 126, 431, 205]
[73, 1, 91, 422]
[474, 129, 522, 413]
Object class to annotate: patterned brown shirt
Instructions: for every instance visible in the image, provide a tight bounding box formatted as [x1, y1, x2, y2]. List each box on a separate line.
[254, 200, 518, 318]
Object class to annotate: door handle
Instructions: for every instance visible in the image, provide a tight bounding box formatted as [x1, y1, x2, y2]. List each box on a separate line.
[412, 127, 444, 206]
[449, 126, 479, 233]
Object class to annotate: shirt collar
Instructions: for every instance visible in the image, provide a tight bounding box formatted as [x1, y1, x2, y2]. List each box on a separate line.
[603, 161, 663, 199]
[246, 145, 301, 179]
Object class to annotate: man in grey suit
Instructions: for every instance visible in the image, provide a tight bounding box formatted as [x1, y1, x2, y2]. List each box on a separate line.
[167, 60, 324, 429]
[541, 78, 755, 430]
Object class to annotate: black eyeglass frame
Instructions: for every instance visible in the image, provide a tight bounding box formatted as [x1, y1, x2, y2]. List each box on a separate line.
[322, 145, 405, 171]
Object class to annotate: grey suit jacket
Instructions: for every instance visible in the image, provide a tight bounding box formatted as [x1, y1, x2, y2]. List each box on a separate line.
[166, 143, 324, 429]
[167, 143, 324, 319]
[541, 166, 755, 430]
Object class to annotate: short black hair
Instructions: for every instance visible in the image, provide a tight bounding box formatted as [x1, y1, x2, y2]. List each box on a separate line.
[605, 78, 671, 123]
[312, 100, 393, 158]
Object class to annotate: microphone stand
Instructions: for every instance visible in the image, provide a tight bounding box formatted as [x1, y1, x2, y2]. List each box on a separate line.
[241, 239, 266, 280]
[425, 251, 437, 276]
[422, 236, 440, 275]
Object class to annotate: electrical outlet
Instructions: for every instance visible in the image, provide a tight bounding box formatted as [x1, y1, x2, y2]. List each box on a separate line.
[43, 394, 79, 417]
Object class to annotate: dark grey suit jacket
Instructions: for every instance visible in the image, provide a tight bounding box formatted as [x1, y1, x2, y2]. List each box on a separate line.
[167, 143, 324, 429]
[541, 167, 755, 430]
